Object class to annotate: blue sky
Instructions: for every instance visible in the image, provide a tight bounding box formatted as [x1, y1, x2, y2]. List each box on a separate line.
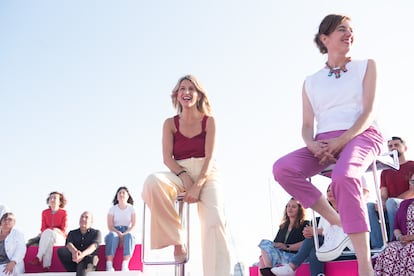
[1, 1, 414, 274]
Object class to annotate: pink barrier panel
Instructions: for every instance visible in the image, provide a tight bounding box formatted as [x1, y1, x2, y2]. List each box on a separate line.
[24, 244, 143, 273]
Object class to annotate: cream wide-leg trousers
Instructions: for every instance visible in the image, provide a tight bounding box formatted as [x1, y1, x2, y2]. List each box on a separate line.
[37, 228, 66, 267]
[142, 157, 231, 276]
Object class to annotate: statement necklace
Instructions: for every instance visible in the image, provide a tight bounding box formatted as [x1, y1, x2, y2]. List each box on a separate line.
[326, 57, 351, 79]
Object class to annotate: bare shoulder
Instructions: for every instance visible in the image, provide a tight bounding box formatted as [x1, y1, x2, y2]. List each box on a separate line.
[206, 115, 216, 128]
[206, 115, 215, 123]
[163, 116, 176, 130]
[366, 59, 376, 68]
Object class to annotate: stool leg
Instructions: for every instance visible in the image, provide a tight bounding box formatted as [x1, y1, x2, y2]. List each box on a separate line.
[142, 197, 190, 273]
[175, 199, 187, 276]
[175, 263, 185, 276]
[371, 161, 388, 247]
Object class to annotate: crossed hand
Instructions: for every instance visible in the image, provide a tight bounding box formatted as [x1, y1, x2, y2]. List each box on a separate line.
[312, 137, 346, 165]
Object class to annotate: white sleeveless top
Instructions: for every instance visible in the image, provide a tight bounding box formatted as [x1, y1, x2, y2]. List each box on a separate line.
[304, 59, 376, 134]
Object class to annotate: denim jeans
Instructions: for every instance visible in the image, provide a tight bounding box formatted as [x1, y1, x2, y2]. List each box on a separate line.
[290, 237, 324, 276]
[367, 202, 384, 249]
[104, 225, 135, 257]
[385, 197, 403, 241]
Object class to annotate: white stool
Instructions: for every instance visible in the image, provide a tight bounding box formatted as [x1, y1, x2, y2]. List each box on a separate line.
[142, 193, 190, 276]
[312, 150, 399, 256]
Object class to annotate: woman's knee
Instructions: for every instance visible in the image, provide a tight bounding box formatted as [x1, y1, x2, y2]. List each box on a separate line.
[143, 174, 159, 192]
[273, 158, 292, 182]
[385, 198, 397, 210]
[40, 229, 55, 240]
[142, 173, 167, 198]
[105, 233, 118, 244]
[123, 233, 134, 244]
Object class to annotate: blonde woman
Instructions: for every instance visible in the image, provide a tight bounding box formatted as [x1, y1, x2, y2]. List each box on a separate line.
[142, 75, 230, 276]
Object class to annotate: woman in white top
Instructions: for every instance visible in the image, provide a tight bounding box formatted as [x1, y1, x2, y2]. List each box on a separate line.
[0, 212, 26, 276]
[104, 186, 136, 271]
[273, 14, 384, 276]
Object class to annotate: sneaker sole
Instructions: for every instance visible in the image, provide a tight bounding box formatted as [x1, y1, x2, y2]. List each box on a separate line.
[270, 267, 295, 276]
[316, 236, 351, 262]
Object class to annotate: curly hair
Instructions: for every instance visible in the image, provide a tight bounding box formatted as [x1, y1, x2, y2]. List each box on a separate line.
[46, 191, 67, 208]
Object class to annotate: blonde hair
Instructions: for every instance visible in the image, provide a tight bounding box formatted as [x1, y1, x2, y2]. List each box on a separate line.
[171, 75, 212, 115]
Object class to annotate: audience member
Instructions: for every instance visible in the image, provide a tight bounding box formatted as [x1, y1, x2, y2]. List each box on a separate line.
[0, 212, 26, 276]
[105, 186, 136, 272]
[29, 191, 68, 271]
[271, 180, 369, 276]
[368, 136, 414, 248]
[374, 197, 414, 275]
[57, 211, 101, 276]
[257, 198, 309, 276]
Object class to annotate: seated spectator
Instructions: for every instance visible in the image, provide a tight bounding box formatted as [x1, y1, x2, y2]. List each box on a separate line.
[271, 181, 364, 276]
[57, 211, 101, 276]
[374, 197, 414, 275]
[368, 136, 414, 247]
[0, 212, 26, 276]
[29, 191, 68, 271]
[105, 186, 136, 271]
[257, 198, 310, 276]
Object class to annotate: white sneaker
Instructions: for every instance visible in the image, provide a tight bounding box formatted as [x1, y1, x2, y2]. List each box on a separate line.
[316, 224, 352, 262]
[106, 261, 114, 272]
[271, 264, 295, 276]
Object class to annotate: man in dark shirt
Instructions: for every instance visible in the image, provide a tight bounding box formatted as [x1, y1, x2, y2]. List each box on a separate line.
[57, 211, 102, 276]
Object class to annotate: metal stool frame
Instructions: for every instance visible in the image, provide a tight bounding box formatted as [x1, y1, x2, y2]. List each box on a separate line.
[312, 150, 399, 256]
[142, 194, 190, 276]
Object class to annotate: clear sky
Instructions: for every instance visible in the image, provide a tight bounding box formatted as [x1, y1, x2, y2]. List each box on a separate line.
[1, 1, 414, 275]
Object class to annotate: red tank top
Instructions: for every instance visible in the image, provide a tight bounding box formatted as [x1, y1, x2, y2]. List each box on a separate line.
[173, 115, 207, 160]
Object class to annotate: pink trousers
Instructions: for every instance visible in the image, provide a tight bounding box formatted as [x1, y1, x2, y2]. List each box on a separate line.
[273, 127, 384, 233]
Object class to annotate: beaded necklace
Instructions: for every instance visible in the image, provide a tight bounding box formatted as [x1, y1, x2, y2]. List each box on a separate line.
[326, 57, 351, 79]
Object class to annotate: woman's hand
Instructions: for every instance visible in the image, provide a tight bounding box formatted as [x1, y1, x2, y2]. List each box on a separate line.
[318, 137, 347, 163]
[179, 173, 194, 191]
[184, 182, 202, 203]
[400, 234, 414, 246]
[3, 261, 16, 275]
[273, 242, 286, 249]
[309, 140, 335, 165]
